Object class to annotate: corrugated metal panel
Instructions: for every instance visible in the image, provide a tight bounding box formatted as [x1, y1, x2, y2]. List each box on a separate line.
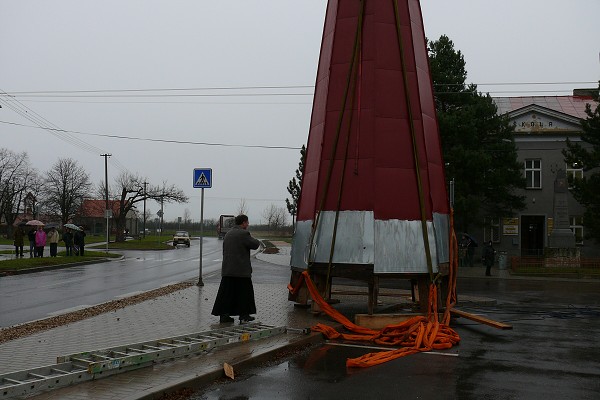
[290, 211, 448, 274]
[373, 219, 438, 274]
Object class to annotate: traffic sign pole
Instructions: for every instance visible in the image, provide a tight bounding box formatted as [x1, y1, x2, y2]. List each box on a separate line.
[193, 168, 211, 287]
[197, 188, 205, 286]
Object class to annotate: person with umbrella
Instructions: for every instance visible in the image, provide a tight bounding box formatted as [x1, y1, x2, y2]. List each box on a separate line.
[13, 224, 25, 258]
[62, 227, 74, 256]
[459, 233, 478, 268]
[35, 225, 47, 257]
[27, 226, 36, 258]
[74, 226, 86, 256]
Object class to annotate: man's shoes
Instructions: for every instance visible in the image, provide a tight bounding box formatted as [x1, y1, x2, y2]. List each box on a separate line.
[239, 315, 255, 324]
[219, 315, 234, 323]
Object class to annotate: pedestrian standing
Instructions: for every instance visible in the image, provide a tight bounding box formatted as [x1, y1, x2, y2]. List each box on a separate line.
[27, 227, 36, 258]
[483, 240, 496, 276]
[75, 226, 86, 256]
[13, 225, 25, 257]
[35, 225, 47, 257]
[48, 227, 59, 257]
[211, 214, 261, 324]
[63, 228, 74, 256]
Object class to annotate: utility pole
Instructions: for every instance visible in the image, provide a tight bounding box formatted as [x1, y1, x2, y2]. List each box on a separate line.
[143, 181, 148, 239]
[101, 154, 111, 254]
[160, 196, 164, 235]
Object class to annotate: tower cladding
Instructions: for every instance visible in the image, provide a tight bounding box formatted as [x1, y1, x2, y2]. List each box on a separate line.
[290, 0, 449, 286]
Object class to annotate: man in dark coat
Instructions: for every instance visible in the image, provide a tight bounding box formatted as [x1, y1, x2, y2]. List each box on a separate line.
[13, 226, 25, 257]
[73, 226, 86, 256]
[62, 228, 74, 256]
[211, 214, 261, 324]
[483, 240, 496, 276]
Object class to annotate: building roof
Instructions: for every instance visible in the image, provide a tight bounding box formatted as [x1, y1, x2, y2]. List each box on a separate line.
[79, 199, 122, 218]
[494, 95, 597, 120]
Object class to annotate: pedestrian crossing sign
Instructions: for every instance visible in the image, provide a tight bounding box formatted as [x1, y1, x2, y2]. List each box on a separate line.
[193, 168, 212, 188]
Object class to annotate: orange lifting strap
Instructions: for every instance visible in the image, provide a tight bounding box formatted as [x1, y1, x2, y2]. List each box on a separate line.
[288, 209, 461, 368]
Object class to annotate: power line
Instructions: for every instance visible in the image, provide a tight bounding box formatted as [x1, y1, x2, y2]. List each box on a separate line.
[434, 90, 580, 95]
[0, 120, 303, 150]
[2, 80, 596, 96]
[0, 90, 129, 174]
[7, 93, 314, 98]
[433, 81, 598, 87]
[5, 85, 315, 95]
[3, 81, 597, 95]
[9, 99, 312, 105]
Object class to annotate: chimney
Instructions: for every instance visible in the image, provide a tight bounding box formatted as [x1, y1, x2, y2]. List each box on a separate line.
[573, 88, 599, 97]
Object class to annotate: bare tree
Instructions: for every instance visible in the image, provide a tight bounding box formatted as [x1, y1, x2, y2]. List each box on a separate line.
[262, 204, 288, 232]
[0, 149, 35, 234]
[106, 172, 189, 241]
[183, 208, 191, 225]
[43, 158, 92, 225]
[237, 198, 248, 215]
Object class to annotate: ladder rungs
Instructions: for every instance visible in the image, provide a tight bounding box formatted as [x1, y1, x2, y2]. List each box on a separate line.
[142, 344, 162, 350]
[0, 323, 284, 400]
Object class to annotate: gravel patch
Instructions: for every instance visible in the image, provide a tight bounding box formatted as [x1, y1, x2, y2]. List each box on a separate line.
[0, 281, 194, 344]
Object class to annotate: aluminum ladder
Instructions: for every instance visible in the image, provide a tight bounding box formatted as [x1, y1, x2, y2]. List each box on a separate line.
[0, 322, 285, 399]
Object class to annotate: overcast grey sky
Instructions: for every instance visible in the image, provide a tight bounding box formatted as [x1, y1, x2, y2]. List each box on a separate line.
[1, 0, 599, 225]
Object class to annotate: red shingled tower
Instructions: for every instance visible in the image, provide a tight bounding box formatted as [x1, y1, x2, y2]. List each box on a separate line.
[290, 0, 449, 289]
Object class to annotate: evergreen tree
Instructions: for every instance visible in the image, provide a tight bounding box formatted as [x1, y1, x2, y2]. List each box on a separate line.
[563, 83, 600, 241]
[428, 35, 526, 232]
[285, 145, 306, 226]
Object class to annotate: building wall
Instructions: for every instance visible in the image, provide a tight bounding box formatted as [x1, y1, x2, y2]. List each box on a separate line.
[479, 100, 600, 259]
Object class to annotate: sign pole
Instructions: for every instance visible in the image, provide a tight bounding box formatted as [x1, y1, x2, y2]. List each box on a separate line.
[197, 187, 205, 286]
[193, 168, 211, 286]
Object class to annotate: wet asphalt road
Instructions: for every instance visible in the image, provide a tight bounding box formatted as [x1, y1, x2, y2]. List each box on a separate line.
[0, 238, 224, 327]
[193, 277, 600, 400]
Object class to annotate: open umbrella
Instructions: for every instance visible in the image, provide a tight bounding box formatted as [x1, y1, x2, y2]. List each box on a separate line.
[64, 223, 81, 231]
[25, 219, 45, 226]
[461, 233, 478, 247]
[45, 222, 59, 229]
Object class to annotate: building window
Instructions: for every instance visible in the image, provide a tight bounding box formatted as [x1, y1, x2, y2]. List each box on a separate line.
[570, 216, 583, 245]
[484, 218, 500, 243]
[525, 159, 542, 189]
[566, 163, 583, 189]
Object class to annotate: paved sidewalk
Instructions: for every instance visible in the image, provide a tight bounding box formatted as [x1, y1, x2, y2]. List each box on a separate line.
[0, 241, 497, 399]
[0, 243, 337, 400]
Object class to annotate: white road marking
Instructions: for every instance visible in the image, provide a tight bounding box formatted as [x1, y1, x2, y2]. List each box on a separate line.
[325, 341, 459, 357]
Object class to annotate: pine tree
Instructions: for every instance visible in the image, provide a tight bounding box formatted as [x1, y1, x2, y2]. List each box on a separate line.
[563, 83, 600, 241]
[428, 35, 526, 232]
[285, 145, 306, 227]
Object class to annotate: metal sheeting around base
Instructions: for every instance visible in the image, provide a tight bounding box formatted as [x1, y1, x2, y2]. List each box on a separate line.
[290, 211, 449, 274]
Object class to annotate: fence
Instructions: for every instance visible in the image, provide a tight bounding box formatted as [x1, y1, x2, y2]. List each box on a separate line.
[510, 256, 600, 279]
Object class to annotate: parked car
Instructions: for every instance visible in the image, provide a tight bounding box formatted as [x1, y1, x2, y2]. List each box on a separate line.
[173, 231, 190, 247]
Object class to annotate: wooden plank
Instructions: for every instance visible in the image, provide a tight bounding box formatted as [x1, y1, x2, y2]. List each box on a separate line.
[451, 308, 513, 330]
